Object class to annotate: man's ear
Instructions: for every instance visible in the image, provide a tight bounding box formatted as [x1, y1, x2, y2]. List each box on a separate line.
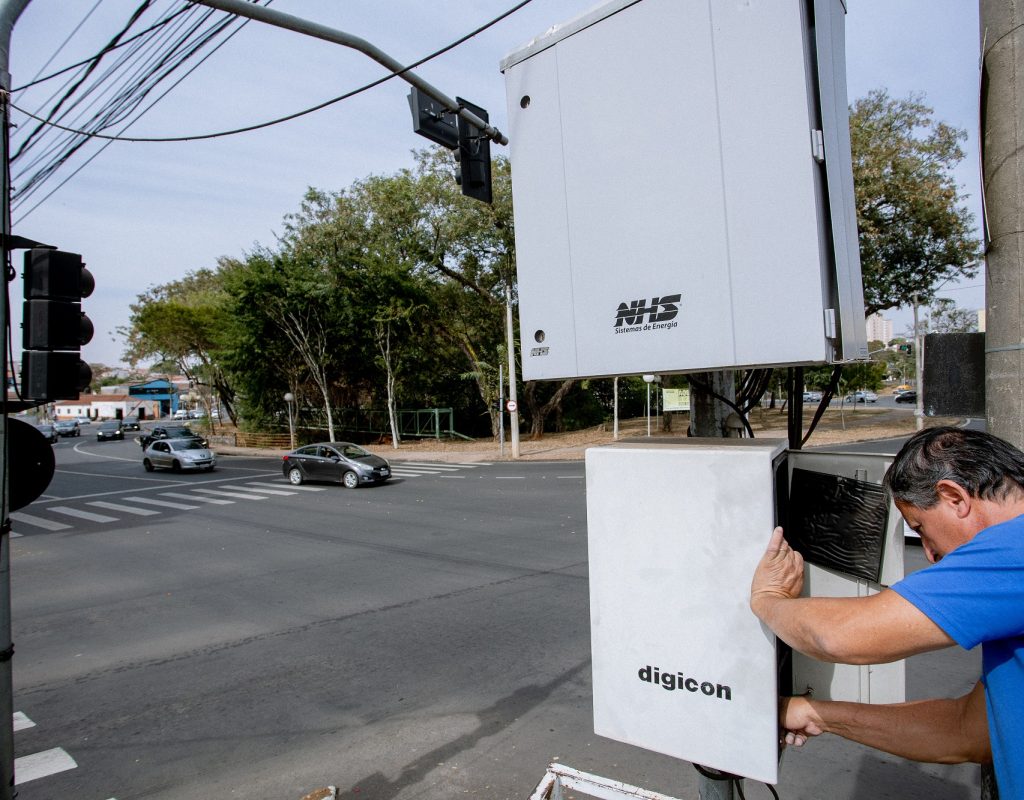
[935, 479, 972, 519]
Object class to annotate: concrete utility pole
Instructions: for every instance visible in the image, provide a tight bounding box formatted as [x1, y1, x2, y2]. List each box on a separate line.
[688, 370, 739, 800]
[979, 5, 1019, 798]
[981, 0, 1024, 452]
[0, 5, 32, 796]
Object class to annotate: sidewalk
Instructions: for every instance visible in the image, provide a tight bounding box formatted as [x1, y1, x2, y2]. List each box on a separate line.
[214, 407, 961, 463]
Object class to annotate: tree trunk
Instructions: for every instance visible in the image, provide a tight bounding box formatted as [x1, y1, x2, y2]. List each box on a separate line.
[523, 379, 576, 438]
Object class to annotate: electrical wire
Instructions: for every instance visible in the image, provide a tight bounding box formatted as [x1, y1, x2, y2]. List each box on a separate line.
[800, 365, 843, 447]
[12, 3, 195, 92]
[12, 3, 255, 222]
[12, 0, 156, 162]
[687, 373, 755, 437]
[691, 764, 781, 799]
[10, 0, 536, 145]
[12, 3, 235, 204]
[23, 0, 104, 88]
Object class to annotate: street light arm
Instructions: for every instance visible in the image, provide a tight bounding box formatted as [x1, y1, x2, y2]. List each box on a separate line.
[190, 0, 509, 145]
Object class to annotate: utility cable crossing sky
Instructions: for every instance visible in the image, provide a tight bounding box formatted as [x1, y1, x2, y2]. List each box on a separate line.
[10, 0, 530, 223]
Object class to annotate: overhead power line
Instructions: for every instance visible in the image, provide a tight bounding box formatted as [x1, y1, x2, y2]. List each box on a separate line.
[12, 0, 533, 145]
[9, 0, 535, 221]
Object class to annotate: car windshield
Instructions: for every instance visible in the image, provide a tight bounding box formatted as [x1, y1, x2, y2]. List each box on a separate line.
[169, 440, 206, 451]
[99, 422, 119, 430]
[340, 444, 370, 459]
[167, 428, 196, 437]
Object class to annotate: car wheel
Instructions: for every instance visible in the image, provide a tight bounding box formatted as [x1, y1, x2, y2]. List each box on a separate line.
[143, 458, 154, 472]
[171, 460, 181, 472]
[342, 470, 359, 489]
[287, 467, 304, 486]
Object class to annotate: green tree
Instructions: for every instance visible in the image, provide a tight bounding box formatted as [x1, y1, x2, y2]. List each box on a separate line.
[927, 298, 979, 333]
[851, 89, 980, 316]
[122, 270, 237, 423]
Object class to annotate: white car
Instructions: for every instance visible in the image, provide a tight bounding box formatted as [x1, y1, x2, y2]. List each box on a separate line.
[172, 409, 190, 420]
[846, 391, 878, 404]
[142, 439, 216, 472]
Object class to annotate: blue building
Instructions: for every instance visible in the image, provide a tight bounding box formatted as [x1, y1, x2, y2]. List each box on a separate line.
[128, 379, 179, 419]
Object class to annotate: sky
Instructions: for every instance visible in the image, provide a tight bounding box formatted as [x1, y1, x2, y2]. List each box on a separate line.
[5, 0, 984, 368]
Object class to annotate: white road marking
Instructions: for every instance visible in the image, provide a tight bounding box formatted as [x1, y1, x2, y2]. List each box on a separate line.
[193, 488, 268, 500]
[246, 482, 325, 492]
[124, 496, 199, 510]
[399, 461, 490, 468]
[391, 463, 463, 472]
[71, 441, 138, 462]
[14, 747, 77, 785]
[557, 476, 584, 479]
[495, 476, 526, 480]
[87, 501, 160, 516]
[9, 513, 71, 531]
[159, 492, 233, 505]
[225, 486, 295, 496]
[439, 475, 466, 479]
[13, 712, 34, 732]
[49, 507, 119, 523]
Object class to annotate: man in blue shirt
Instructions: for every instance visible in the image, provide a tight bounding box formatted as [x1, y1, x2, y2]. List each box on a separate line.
[750, 426, 1024, 797]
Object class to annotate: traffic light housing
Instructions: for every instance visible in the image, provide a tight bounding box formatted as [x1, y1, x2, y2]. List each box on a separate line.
[21, 248, 94, 400]
[454, 97, 492, 204]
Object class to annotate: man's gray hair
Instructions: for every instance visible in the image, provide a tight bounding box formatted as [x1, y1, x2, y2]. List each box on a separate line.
[883, 426, 1024, 508]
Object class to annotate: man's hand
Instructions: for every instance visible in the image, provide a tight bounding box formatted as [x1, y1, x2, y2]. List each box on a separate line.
[780, 696, 825, 747]
[750, 527, 804, 619]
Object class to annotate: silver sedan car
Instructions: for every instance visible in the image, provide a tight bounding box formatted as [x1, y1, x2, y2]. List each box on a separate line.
[142, 439, 216, 472]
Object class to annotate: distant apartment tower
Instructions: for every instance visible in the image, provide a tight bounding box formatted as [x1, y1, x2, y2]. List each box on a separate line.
[866, 313, 893, 344]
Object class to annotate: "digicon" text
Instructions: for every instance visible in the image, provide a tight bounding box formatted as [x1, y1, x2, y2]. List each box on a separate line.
[638, 664, 732, 701]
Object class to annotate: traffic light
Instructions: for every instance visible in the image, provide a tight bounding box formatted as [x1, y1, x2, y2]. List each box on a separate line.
[454, 97, 492, 204]
[21, 248, 94, 400]
[897, 343, 913, 354]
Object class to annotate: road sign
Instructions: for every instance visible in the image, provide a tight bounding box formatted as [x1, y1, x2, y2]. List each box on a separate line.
[506, 400, 518, 413]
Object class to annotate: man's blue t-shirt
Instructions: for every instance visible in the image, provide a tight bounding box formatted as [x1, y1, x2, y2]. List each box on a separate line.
[893, 514, 1024, 799]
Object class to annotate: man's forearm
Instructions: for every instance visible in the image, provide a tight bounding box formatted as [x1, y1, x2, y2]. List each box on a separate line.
[750, 589, 955, 664]
[789, 684, 991, 765]
[753, 594, 839, 659]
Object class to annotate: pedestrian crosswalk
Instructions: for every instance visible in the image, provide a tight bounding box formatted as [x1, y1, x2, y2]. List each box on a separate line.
[389, 461, 492, 478]
[9, 464, 490, 534]
[13, 712, 77, 787]
[9, 482, 325, 534]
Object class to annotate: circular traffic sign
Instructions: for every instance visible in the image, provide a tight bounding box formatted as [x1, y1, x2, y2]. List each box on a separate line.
[506, 400, 518, 413]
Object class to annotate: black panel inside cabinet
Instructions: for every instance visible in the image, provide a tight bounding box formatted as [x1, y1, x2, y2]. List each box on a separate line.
[786, 468, 889, 583]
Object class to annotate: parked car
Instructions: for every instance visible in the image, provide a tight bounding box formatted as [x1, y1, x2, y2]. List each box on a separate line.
[35, 423, 58, 444]
[96, 420, 124, 441]
[189, 409, 207, 419]
[895, 390, 917, 404]
[122, 416, 141, 431]
[282, 442, 391, 488]
[172, 409, 190, 420]
[142, 439, 216, 472]
[802, 391, 823, 403]
[75, 416, 92, 425]
[53, 419, 80, 437]
[138, 425, 208, 449]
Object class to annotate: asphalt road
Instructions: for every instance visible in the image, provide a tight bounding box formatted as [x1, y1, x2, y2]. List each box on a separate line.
[8, 435, 982, 799]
